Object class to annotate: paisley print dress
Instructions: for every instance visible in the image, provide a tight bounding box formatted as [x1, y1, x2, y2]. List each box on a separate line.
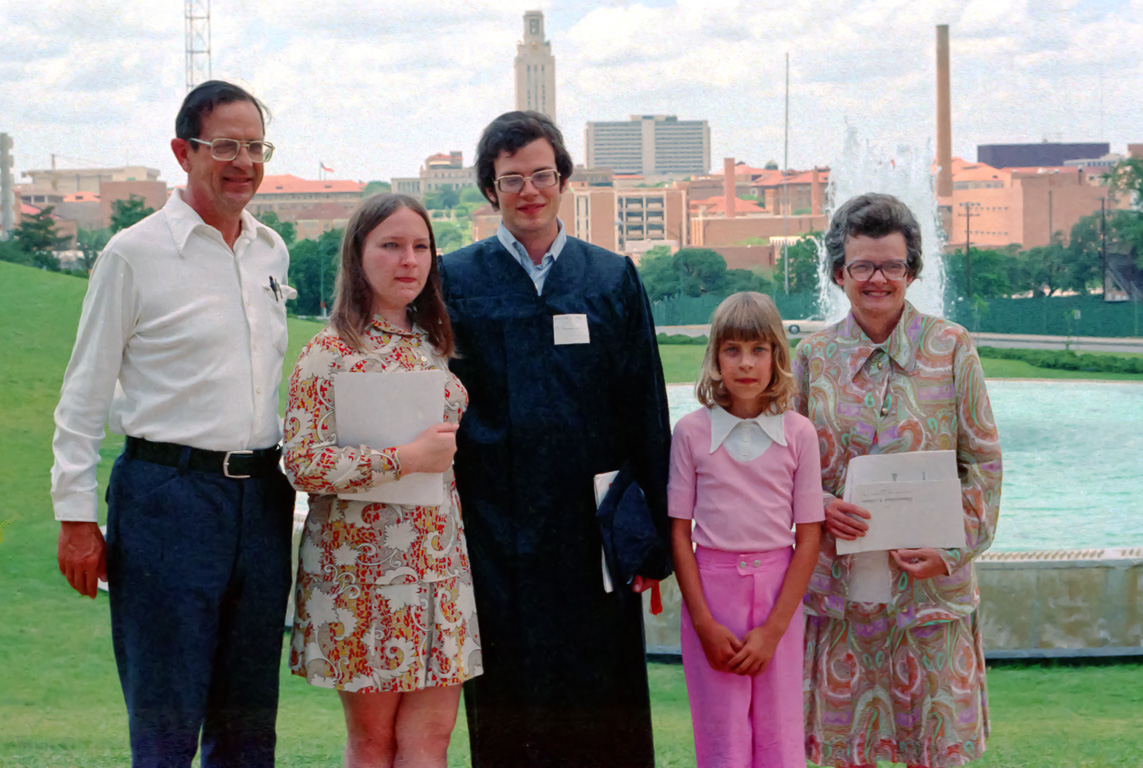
[284, 318, 481, 692]
[793, 302, 1002, 767]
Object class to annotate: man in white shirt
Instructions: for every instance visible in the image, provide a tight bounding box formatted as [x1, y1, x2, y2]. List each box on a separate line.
[51, 80, 295, 767]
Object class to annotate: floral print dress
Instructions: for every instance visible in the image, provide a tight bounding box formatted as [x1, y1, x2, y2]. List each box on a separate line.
[284, 318, 481, 692]
[793, 302, 1002, 768]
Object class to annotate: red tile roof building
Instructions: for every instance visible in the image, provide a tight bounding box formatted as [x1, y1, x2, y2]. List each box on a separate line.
[248, 175, 365, 223]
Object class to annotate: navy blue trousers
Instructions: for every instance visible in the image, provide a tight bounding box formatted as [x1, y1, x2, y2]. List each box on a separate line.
[105, 449, 295, 768]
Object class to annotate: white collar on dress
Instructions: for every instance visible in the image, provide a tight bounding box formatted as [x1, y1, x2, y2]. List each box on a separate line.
[708, 405, 787, 454]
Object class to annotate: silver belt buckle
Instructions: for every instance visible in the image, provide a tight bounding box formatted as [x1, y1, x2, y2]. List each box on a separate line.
[223, 450, 254, 479]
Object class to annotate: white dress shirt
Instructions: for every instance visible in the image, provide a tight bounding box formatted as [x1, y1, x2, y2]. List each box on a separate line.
[496, 218, 567, 294]
[50, 189, 291, 522]
[707, 405, 788, 463]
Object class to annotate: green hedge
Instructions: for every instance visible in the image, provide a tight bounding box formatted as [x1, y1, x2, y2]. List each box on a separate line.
[657, 333, 802, 350]
[976, 346, 1143, 374]
[657, 333, 708, 345]
[658, 335, 1143, 374]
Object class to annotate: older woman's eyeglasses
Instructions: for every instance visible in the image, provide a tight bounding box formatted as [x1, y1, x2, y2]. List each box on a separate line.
[189, 138, 275, 163]
[844, 260, 909, 281]
[494, 170, 560, 194]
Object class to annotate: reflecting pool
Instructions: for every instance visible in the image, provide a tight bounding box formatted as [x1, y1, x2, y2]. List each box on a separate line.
[665, 380, 1143, 552]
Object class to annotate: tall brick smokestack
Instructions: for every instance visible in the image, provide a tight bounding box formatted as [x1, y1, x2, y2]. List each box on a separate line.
[723, 157, 736, 219]
[936, 24, 953, 199]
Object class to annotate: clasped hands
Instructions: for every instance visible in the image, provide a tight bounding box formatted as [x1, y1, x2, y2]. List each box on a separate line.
[694, 618, 783, 677]
[825, 498, 950, 580]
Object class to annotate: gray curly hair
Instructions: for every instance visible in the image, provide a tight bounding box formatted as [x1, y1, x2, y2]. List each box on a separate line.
[824, 193, 923, 281]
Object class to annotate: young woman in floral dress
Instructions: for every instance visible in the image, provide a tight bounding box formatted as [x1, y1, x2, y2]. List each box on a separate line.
[284, 194, 481, 768]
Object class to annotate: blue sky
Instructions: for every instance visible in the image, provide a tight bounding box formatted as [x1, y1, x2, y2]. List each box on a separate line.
[2, 0, 1140, 186]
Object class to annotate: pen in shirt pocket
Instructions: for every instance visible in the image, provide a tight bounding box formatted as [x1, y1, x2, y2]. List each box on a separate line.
[267, 276, 297, 302]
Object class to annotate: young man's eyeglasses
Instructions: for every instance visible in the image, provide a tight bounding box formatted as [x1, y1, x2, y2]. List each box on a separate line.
[189, 138, 275, 163]
[493, 170, 560, 194]
[844, 260, 909, 281]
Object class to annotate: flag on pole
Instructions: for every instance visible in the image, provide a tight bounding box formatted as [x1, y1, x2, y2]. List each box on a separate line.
[321, 162, 334, 173]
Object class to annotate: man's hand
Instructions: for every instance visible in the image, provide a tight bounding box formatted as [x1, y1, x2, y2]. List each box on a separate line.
[631, 575, 657, 593]
[694, 619, 743, 673]
[891, 548, 950, 580]
[58, 521, 106, 599]
[727, 624, 783, 677]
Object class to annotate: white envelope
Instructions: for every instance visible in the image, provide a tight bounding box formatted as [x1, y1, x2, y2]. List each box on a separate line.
[837, 451, 964, 555]
[838, 450, 963, 602]
[333, 370, 446, 506]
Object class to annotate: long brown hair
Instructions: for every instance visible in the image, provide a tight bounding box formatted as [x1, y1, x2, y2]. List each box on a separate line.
[329, 193, 454, 356]
[695, 292, 795, 415]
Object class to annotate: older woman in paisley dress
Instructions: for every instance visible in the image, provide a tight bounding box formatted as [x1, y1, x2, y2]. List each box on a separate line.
[794, 193, 1002, 768]
[284, 194, 481, 767]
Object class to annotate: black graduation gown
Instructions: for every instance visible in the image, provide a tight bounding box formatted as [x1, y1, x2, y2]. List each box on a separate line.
[441, 236, 672, 768]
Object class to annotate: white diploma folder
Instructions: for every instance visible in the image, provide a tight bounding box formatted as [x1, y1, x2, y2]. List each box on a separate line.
[836, 450, 966, 556]
[594, 470, 619, 594]
[333, 370, 446, 506]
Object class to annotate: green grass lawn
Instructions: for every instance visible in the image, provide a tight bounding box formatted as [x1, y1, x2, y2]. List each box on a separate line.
[3, 262, 1142, 767]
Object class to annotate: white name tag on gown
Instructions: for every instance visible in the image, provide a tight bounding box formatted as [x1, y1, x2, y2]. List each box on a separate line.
[553, 314, 590, 345]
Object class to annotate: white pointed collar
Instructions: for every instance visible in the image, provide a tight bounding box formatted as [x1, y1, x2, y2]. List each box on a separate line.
[708, 406, 787, 454]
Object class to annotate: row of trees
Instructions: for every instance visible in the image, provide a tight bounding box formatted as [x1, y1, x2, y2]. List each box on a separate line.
[637, 246, 772, 302]
[638, 238, 825, 304]
[636, 211, 1141, 308]
[946, 208, 1142, 300]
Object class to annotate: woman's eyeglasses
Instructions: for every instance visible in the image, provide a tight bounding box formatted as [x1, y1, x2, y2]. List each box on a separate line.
[844, 260, 909, 281]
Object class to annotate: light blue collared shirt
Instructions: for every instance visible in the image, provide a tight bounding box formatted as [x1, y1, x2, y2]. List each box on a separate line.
[497, 218, 567, 295]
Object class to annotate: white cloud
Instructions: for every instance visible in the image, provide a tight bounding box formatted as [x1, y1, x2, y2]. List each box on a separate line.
[2, 0, 1141, 189]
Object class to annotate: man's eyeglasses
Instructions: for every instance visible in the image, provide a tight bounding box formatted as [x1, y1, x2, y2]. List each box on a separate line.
[493, 170, 560, 194]
[189, 138, 275, 163]
[844, 260, 909, 281]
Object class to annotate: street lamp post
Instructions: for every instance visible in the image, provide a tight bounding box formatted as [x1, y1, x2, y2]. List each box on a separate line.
[959, 201, 978, 298]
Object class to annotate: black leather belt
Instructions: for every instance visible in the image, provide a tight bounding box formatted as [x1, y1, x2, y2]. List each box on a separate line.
[125, 436, 282, 479]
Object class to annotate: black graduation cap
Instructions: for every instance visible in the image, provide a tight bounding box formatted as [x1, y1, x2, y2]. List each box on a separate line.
[595, 462, 663, 589]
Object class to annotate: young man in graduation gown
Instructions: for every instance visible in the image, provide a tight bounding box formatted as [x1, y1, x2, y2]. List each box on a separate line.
[440, 111, 673, 768]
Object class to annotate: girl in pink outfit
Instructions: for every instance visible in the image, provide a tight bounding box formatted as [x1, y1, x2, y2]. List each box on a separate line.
[669, 292, 824, 768]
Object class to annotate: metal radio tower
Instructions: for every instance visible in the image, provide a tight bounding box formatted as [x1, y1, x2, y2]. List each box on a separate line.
[185, 0, 211, 92]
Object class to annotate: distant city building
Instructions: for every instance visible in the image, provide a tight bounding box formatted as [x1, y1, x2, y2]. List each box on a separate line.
[22, 165, 161, 196]
[1, 133, 14, 235]
[585, 115, 710, 176]
[570, 165, 614, 187]
[1063, 153, 1135, 207]
[19, 164, 167, 229]
[294, 202, 355, 241]
[99, 181, 168, 228]
[393, 152, 477, 198]
[686, 157, 827, 259]
[1063, 153, 1124, 174]
[515, 10, 556, 121]
[248, 174, 365, 224]
[693, 161, 829, 217]
[56, 191, 103, 230]
[977, 143, 1110, 169]
[946, 157, 1109, 249]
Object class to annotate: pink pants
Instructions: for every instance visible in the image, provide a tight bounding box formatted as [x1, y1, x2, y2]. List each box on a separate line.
[681, 545, 806, 768]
